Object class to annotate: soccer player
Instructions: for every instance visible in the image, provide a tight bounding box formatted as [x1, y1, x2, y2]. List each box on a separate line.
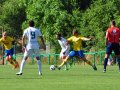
[56, 32, 71, 70]
[58, 29, 97, 70]
[103, 20, 120, 73]
[16, 20, 46, 75]
[0, 32, 19, 69]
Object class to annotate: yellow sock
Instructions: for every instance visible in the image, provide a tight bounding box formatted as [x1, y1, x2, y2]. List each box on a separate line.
[59, 61, 65, 67]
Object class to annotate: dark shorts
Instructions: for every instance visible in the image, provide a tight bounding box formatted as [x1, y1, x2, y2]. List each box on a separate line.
[69, 50, 85, 58]
[106, 42, 120, 55]
[5, 48, 14, 56]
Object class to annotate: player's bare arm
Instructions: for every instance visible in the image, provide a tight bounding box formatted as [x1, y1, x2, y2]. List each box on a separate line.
[40, 36, 46, 50]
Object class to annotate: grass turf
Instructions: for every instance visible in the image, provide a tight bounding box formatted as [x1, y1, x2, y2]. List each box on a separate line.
[0, 64, 120, 90]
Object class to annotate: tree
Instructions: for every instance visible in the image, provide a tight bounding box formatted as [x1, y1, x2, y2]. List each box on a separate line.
[0, 0, 26, 38]
[79, 0, 120, 51]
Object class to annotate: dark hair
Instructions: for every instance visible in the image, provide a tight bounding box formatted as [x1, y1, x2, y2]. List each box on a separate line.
[29, 20, 34, 27]
[73, 29, 78, 34]
[111, 20, 116, 26]
[56, 32, 61, 37]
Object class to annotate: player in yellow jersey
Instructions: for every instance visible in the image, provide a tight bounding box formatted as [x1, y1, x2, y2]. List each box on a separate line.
[0, 32, 19, 69]
[58, 29, 97, 70]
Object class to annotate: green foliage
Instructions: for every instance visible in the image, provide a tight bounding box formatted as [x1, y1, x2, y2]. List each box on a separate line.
[80, 0, 120, 51]
[1, 0, 120, 52]
[0, 65, 120, 90]
[0, 0, 26, 38]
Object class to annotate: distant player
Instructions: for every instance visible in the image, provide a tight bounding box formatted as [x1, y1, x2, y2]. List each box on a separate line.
[58, 29, 97, 71]
[103, 20, 120, 73]
[56, 33, 71, 70]
[16, 20, 46, 75]
[0, 32, 19, 69]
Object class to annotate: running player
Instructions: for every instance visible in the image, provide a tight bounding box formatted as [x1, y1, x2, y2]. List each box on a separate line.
[103, 20, 120, 73]
[56, 32, 71, 70]
[58, 29, 97, 71]
[16, 20, 46, 75]
[0, 32, 19, 69]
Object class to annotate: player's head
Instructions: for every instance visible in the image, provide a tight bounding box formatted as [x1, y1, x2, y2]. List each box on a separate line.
[72, 29, 78, 36]
[2, 32, 7, 38]
[56, 32, 61, 40]
[29, 20, 34, 27]
[110, 20, 116, 26]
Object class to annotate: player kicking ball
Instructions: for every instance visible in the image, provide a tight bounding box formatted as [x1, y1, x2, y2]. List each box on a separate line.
[56, 32, 72, 70]
[58, 29, 97, 71]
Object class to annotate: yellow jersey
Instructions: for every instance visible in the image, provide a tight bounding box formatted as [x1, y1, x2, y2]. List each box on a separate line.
[67, 35, 85, 51]
[0, 36, 14, 50]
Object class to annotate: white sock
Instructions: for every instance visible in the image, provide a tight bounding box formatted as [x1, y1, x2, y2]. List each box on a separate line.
[19, 59, 26, 73]
[37, 60, 42, 73]
[64, 63, 68, 70]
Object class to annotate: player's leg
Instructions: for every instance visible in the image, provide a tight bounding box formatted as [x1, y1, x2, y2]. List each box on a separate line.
[5, 49, 16, 68]
[6, 48, 19, 69]
[9, 55, 19, 69]
[62, 56, 68, 70]
[77, 50, 97, 70]
[81, 57, 97, 70]
[113, 43, 120, 72]
[35, 49, 42, 75]
[103, 43, 112, 73]
[58, 51, 75, 70]
[6, 56, 16, 67]
[65, 49, 73, 69]
[16, 49, 30, 75]
[103, 54, 110, 72]
[116, 55, 120, 72]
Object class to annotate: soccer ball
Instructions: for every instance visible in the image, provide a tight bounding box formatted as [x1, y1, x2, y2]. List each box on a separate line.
[50, 65, 55, 70]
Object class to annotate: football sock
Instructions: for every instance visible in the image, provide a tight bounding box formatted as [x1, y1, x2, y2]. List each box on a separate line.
[104, 58, 108, 70]
[64, 63, 68, 70]
[20, 59, 26, 73]
[59, 61, 65, 67]
[37, 60, 42, 73]
[117, 58, 120, 71]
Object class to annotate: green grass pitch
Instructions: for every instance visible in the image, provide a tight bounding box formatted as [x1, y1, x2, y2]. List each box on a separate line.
[0, 64, 120, 90]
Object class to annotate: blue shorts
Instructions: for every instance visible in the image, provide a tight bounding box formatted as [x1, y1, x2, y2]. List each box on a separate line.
[69, 50, 85, 58]
[5, 48, 14, 56]
[106, 42, 120, 55]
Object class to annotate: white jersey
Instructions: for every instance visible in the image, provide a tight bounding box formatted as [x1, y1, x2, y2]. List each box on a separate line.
[58, 37, 70, 57]
[23, 27, 42, 50]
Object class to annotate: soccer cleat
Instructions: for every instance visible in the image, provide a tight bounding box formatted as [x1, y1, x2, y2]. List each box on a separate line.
[39, 72, 42, 75]
[16, 72, 23, 75]
[93, 65, 97, 71]
[58, 66, 61, 70]
[103, 69, 106, 73]
[64, 68, 69, 71]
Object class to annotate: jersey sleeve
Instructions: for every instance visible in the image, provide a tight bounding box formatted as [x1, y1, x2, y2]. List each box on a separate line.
[23, 29, 27, 37]
[67, 36, 73, 42]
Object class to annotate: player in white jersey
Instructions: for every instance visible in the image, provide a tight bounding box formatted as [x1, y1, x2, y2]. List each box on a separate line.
[56, 33, 70, 70]
[16, 20, 46, 75]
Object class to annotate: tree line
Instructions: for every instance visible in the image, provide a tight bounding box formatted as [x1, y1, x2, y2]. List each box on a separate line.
[1, 0, 120, 53]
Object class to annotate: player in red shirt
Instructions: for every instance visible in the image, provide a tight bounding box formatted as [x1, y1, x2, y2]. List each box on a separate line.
[104, 20, 120, 73]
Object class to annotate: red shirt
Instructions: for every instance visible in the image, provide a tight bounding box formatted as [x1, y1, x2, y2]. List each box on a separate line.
[106, 26, 120, 43]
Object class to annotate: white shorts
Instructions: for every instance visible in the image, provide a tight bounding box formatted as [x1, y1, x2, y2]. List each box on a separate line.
[59, 49, 69, 58]
[24, 49, 40, 57]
